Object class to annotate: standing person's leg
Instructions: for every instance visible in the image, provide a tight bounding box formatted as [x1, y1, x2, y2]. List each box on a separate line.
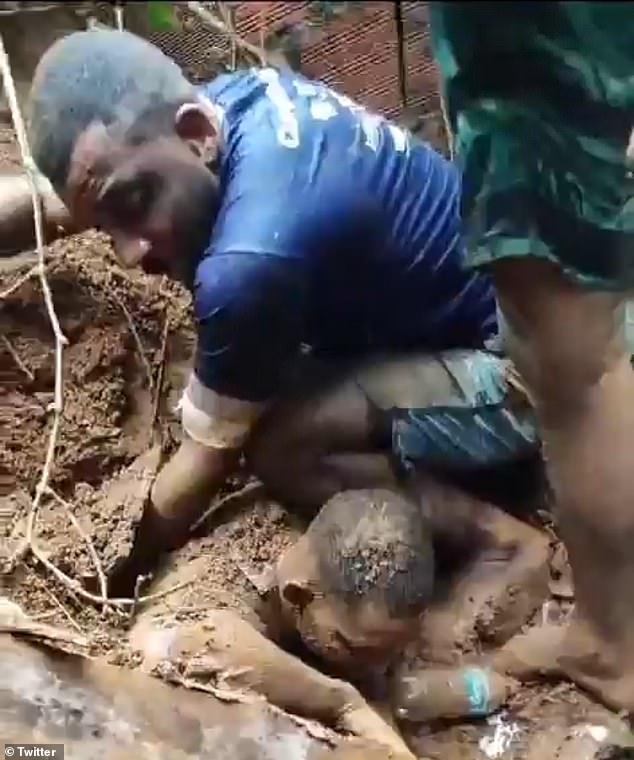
[430, 2, 634, 709]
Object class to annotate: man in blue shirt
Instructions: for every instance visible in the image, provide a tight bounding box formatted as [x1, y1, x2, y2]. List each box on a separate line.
[18, 29, 538, 598]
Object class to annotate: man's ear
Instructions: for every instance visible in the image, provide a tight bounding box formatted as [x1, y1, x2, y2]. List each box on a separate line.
[281, 579, 315, 610]
[174, 101, 219, 163]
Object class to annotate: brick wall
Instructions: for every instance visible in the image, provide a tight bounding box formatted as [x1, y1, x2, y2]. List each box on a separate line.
[231, 1, 446, 149]
[149, 2, 447, 151]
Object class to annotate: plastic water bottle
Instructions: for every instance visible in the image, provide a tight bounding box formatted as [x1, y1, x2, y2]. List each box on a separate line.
[393, 667, 517, 722]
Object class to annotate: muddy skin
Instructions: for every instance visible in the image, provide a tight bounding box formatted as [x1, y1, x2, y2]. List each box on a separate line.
[130, 606, 414, 757]
[415, 477, 551, 661]
[390, 478, 551, 722]
[494, 257, 634, 712]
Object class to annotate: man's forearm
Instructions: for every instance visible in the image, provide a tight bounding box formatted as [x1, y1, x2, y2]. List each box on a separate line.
[147, 436, 238, 549]
[0, 172, 80, 256]
[108, 438, 238, 596]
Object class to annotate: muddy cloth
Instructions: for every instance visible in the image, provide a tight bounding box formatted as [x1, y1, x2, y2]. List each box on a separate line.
[355, 350, 539, 473]
[429, 2, 634, 289]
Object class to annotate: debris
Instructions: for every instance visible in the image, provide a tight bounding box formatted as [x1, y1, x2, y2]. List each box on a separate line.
[478, 713, 522, 759]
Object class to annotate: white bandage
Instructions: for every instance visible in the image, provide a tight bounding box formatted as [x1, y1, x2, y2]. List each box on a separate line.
[178, 373, 265, 450]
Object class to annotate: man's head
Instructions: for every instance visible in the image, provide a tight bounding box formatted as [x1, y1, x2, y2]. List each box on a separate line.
[28, 30, 222, 281]
[276, 489, 435, 673]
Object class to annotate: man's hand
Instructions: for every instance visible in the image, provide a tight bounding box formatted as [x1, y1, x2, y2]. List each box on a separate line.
[107, 437, 238, 598]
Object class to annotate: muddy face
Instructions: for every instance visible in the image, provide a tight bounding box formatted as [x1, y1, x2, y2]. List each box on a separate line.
[65, 105, 221, 284]
[277, 542, 419, 675]
[296, 594, 419, 674]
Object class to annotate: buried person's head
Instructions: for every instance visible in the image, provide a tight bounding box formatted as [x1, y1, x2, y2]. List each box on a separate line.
[28, 30, 222, 282]
[276, 489, 434, 672]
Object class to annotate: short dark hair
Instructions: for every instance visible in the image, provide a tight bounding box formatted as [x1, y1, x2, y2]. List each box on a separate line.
[28, 29, 195, 195]
[308, 489, 435, 617]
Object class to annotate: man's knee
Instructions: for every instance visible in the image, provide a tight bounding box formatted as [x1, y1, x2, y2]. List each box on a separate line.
[493, 259, 627, 407]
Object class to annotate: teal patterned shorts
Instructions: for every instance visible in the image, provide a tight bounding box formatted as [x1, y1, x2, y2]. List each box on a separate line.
[355, 349, 539, 473]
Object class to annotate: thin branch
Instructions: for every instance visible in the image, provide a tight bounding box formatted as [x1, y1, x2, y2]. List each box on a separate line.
[28, 537, 192, 611]
[0, 33, 68, 551]
[0, 263, 38, 299]
[2, 333, 34, 381]
[187, 1, 267, 66]
[191, 480, 263, 532]
[129, 572, 151, 620]
[151, 315, 170, 440]
[45, 487, 108, 609]
[112, 291, 154, 391]
[40, 580, 84, 634]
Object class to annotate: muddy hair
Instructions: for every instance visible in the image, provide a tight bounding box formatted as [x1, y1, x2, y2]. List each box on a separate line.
[28, 29, 196, 196]
[307, 489, 435, 617]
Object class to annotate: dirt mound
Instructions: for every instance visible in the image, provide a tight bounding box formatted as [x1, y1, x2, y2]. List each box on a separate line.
[0, 213, 303, 649]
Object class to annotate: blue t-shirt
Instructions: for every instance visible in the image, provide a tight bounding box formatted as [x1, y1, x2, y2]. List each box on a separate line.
[193, 68, 497, 403]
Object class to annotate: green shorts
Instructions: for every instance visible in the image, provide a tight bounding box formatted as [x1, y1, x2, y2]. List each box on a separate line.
[429, 2, 634, 290]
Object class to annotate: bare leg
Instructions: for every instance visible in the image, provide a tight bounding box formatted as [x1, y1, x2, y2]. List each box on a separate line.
[247, 368, 397, 515]
[247, 350, 534, 517]
[494, 258, 634, 710]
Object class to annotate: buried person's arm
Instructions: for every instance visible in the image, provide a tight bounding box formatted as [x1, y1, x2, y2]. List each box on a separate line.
[108, 251, 306, 596]
[135, 606, 415, 758]
[390, 477, 551, 723]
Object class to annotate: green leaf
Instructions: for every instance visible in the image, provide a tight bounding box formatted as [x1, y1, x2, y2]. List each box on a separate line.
[147, 1, 178, 31]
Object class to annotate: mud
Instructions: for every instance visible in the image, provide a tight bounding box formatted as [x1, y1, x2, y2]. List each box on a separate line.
[1, 134, 632, 759]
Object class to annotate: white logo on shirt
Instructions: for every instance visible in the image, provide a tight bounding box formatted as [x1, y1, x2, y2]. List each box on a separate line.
[258, 67, 409, 154]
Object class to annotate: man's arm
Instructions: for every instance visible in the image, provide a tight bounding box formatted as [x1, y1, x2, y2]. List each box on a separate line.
[109, 252, 305, 596]
[108, 437, 239, 596]
[0, 172, 81, 256]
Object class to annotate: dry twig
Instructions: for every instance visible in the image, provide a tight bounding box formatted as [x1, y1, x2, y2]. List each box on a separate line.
[187, 1, 267, 66]
[129, 572, 151, 620]
[39, 578, 84, 634]
[0, 263, 39, 299]
[2, 333, 34, 381]
[112, 291, 154, 391]
[27, 539, 192, 612]
[151, 314, 170, 439]
[44, 487, 108, 608]
[0, 34, 68, 560]
[191, 480, 264, 532]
